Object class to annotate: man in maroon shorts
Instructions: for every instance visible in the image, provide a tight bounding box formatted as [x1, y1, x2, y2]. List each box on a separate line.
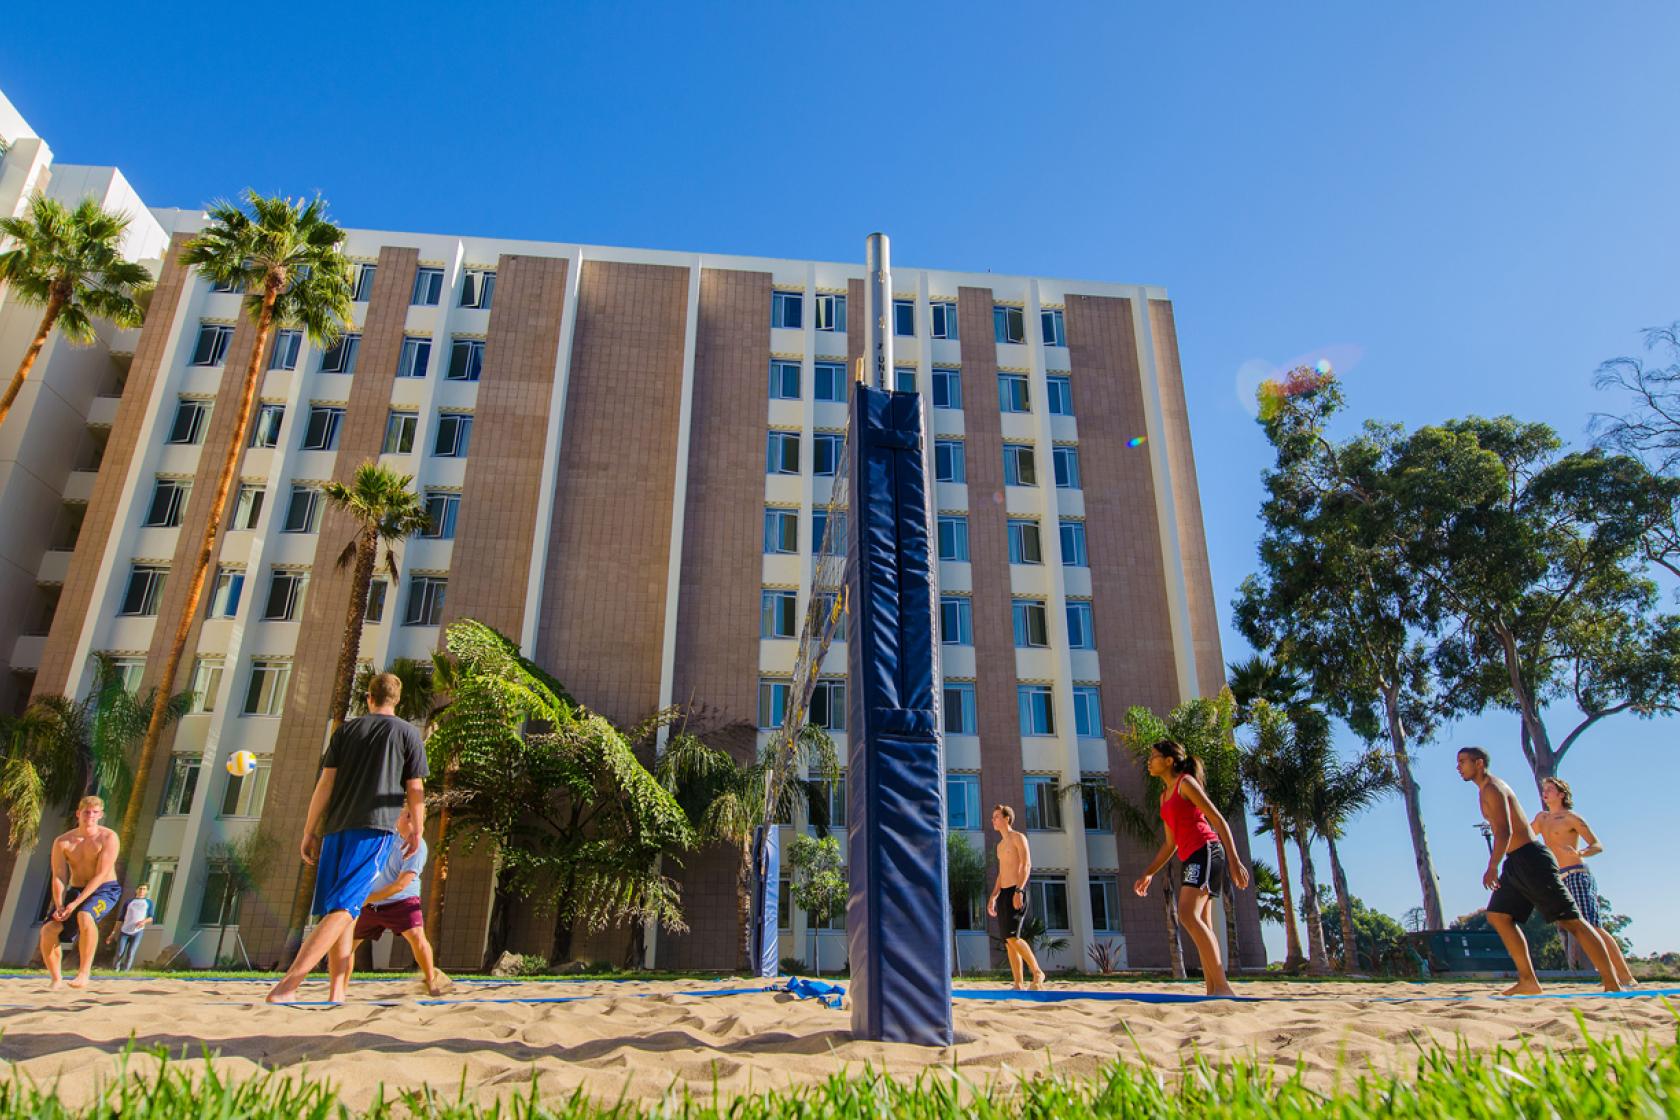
[351, 808, 450, 996]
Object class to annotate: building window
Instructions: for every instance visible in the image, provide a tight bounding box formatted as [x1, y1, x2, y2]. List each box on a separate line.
[269, 329, 302, 371]
[447, 338, 485, 382]
[895, 367, 916, 393]
[809, 678, 846, 731]
[1003, 443, 1037, 486]
[993, 305, 1026, 344]
[936, 515, 969, 562]
[763, 507, 798, 554]
[262, 569, 307, 622]
[931, 301, 959, 340]
[1041, 308, 1066, 347]
[1012, 673, 1061, 738]
[997, 373, 1031, 413]
[364, 579, 388, 623]
[943, 681, 976, 735]
[412, 266, 444, 306]
[1022, 775, 1062, 830]
[814, 293, 846, 332]
[893, 299, 915, 337]
[352, 262, 378, 302]
[1013, 599, 1049, 648]
[461, 268, 496, 310]
[232, 484, 264, 530]
[1090, 875, 1121, 932]
[1067, 602, 1095, 649]
[119, 565, 168, 617]
[814, 361, 846, 403]
[1082, 778, 1113, 832]
[757, 679, 790, 728]
[209, 276, 243, 294]
[433, 412, 473, 457]
[1060, 520, 1088, 567]
[158, 755, 201, 816]
[770, 359, 801, 400]
[405, 576, 447, 626]
[931, 368, 962, 410]
[422, 492, 459, 539]
[167, 399, 211, 445]
[761, 589, 797, 639]
[140, 860, 176, 924]
[243, 659, 290, 716]
[383, 411, 418, 454]
[189, 657, 224, 714]
[190, 324, 234, 367]
[248, 403, 284, 449]
[282, 486, 322, 533]
[812, 510, 846, 556]
[397, 336, 431, 379]
[1007, 519, 1042, 565]
[100, 657, 145, 694]
[319, 333, 360, 375]
[934, 439, 965, 483]
[1047, 376, 1073, 416]
[939, 596, 973, 646]
[299, 406, 344, 452]
[220, 755, 272, 818]
[1072, 686, 1102, 738]
[1054, 446, 1082, 489]
[771, 291, 803, 329]
[947, 773, 981, 830]
[1030, 875, 1071, 931]
[196, 859, 244, 927]
[208, 568, 244, 618]
[813, 433, 842, 477]
[143, 479, 191, 528]
[766, 430, 800, 475]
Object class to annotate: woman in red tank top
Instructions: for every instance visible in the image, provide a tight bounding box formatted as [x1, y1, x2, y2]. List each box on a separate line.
[1132, 739, 1250, 997]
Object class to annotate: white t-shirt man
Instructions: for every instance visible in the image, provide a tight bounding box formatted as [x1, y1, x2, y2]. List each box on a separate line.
[120, 897, 153, 935]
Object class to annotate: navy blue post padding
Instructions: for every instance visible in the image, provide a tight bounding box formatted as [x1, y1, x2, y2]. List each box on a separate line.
[751, 824, 780, 978]
[845, 386, 953, 1047]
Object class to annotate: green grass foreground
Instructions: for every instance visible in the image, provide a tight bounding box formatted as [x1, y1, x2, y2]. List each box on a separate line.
[3, 1019, 1677, 1119]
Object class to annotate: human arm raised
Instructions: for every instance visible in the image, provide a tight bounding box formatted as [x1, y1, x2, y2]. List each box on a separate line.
[1178, 775, 1250, 890]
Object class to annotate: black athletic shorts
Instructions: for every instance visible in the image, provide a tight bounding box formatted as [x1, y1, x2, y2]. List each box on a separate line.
[1182, 841, 1227, 895]
[994, 885, 1028, 942]
[1488, 841, 1580, 925]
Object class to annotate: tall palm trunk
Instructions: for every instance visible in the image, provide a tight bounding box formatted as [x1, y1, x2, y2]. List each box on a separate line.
[1293, 825, 1330, 974]
[1324, 829, 1358, 972]
[1383, 684, 1443, 928]
[424, 766, 456, 937]
[120, 283, 278, 868]
[1270, 806, 1304, 969]
[0, 287, 65, 429]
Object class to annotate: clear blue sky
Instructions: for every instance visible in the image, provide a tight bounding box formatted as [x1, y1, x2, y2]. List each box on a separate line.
[7, 3, 1677, 954]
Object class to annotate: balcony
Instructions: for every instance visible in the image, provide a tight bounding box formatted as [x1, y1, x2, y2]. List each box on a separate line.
[10, 635, 45, 672]
[36, 549, 72, 584]
[63, 470, 97, 503]
[87, 395, 121, 428]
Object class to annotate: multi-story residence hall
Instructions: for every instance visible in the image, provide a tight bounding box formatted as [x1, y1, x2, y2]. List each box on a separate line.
[0, 103, 1262, 973]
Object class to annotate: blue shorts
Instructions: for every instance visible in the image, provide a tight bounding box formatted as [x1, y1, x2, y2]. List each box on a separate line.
[52, 881, 122, 943]
[311, 828, 394, 919]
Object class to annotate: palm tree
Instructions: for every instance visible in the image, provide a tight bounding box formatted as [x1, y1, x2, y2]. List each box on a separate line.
[657, 721, 838, 972]
[1226, 655, 1308, 726]
[119, 192, 352, 869]
[322, 463, 431, 731]
[1248, 700, 1332, 973]
[0, 195, 152, 431]
[1300, 747, 1396, 973]
[1229, 654, 1311, 970]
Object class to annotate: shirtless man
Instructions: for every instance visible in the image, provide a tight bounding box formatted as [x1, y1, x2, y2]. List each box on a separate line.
[39, 795, 121, 991]
[1532, 776, 1637, 986]
[1456, 747, 1621, 994]
[987, 804, 1045, 990]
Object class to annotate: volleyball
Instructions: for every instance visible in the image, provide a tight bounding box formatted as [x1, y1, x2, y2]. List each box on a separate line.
[226, 750, 258, 777]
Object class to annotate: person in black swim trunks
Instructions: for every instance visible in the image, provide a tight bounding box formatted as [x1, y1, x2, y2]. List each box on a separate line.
[1456, 747, 1622, 994]
[987, 804, 1045, 990]
[40, 796, 121, 991]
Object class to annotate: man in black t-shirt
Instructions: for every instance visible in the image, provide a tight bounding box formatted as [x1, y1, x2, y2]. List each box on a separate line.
[268, 673, 427, 1003]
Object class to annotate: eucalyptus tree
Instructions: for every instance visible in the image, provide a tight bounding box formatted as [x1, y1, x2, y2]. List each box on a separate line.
[0, 194, 151, 430]
[123, 193, 352, 866]
[1595, 323, 1680, 581]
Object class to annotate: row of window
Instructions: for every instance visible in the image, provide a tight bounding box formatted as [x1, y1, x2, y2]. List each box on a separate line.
[121, 563, 448, 631]
[769, 361, 1077, 418]
[193, 322, 490, 384]
[166, 398, 475, 459]
[158, 751, 270, 819]
[213, 263, 498, 311]
[933, 595, 1096, 651]
[768, 292, 1066, 348]
[756, 676, 1101, 739]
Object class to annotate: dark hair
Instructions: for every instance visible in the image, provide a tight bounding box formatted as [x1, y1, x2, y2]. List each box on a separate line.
[1542, 777, 1574, 809]
[1150, 739, 1205, 784]
[992, 804, 1014, 824]
[1457, 746, 1490, 767]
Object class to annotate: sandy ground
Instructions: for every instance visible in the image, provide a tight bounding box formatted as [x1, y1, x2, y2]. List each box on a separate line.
[0, 975, 1674, 1107]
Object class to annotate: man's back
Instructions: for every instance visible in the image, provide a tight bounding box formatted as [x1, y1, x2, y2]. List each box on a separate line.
[321, 714, 427, 835]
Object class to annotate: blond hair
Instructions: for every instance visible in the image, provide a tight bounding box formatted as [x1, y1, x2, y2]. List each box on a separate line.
[369, 672, 403, 708]
[77, 795, 104, 812]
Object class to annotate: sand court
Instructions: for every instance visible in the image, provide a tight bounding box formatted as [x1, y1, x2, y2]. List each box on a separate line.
[0, 976, 1674, 1107]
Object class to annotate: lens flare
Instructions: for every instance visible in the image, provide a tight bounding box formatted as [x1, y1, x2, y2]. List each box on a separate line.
[1125, 436, 1146, 448]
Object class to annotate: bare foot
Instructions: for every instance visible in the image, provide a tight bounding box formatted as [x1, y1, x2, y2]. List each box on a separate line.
[1501, 980, 1543, 996]
[1601, 979, 1625, 993]
[66, 976, 89, 990]
[1207, 985, 1238, 998]
[1011, 980, 1023, 991]
[1031, 972, 1045, 991]
[265, 982, 301, 1004]
[427, 971, 454, 997]
[46, 979, 64, 992]
[1619, 975, 1639, 988]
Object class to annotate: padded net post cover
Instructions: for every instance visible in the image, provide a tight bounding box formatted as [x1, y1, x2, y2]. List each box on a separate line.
[750, 824, 780, 978]
[845, 386, 953, 1046]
